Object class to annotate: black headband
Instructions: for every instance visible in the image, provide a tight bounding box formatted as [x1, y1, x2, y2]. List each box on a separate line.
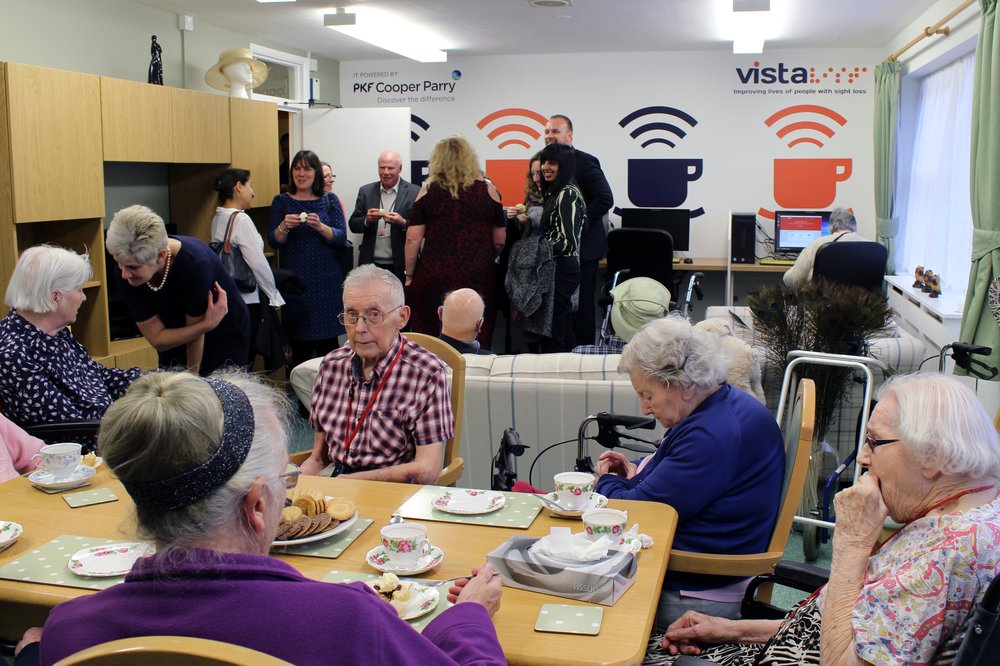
[123, 378, 255, 512]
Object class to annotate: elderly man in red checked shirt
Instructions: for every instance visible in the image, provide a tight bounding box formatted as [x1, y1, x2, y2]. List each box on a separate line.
[299, 265, 453, 483]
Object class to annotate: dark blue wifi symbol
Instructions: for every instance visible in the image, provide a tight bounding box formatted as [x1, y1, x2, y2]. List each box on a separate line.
[411, 114, 430, 142]
[619, 106, 698, 148]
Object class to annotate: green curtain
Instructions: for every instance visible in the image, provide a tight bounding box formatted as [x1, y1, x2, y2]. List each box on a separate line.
[873, 60, 900, 270]
[960, 0, 1000, 377]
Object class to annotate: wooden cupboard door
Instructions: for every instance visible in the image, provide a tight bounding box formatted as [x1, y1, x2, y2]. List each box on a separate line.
[100, 76, 173, 162]
[5, 63, 103, 222]
[172, 88, 230, 163]
[230, 98, 279, 203]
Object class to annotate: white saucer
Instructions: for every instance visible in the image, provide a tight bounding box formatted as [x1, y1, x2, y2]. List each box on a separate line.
[433, 489, 506, 515]
[0, 521, 23, 553]
[366, 544, 445, 575]
[366, 580, 441, 621]
[542, 492, 608, 518]
[29, 465, 96, 490]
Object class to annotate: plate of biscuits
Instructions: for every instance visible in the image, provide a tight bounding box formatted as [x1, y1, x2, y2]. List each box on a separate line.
[272, 488, 358, 547]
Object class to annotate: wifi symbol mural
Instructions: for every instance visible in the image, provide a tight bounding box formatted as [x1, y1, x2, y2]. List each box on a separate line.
[411, 114, 430, 142]
[409, 114, 431, 186]
[765, 104, 851, 209]
[476, 107, 548, 150]
[619, 106, 704, 215]
[764, 104, 847, 148]
[476, 107, 548, 205]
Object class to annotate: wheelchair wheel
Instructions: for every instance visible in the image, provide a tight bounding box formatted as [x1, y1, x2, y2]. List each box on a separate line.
[802, 524, 822, 562]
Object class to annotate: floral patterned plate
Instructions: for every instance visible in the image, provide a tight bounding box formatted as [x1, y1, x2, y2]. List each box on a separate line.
[365, 544, 445, 575]
[29, 465, 96, 491]
[365, 580, 441, 621]
[0, 521, 23, 553]
[67, 542, 153, 577]
[432, 489, 506, 515]
[542, 492, 608, 518]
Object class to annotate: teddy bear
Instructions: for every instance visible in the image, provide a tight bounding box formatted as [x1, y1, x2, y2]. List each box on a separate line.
[694, 318, 766, 404]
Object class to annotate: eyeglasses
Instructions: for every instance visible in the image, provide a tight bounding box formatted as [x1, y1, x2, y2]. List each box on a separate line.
[338, 305, 402, 327]
[864, 433, 900, 451]
[277, 467, 300, 490]
[324, 174, 335, 180]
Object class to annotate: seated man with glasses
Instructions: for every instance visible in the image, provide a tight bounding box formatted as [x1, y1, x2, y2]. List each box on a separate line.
[298, 265, 453, 483]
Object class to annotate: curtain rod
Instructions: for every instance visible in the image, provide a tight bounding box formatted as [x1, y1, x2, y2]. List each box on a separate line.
[886, 0, 976, 61]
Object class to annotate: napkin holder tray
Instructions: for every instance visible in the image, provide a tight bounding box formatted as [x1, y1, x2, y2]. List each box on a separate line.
[487, 536, 636, 606]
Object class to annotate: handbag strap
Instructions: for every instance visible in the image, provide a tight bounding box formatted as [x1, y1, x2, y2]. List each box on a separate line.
[222, 210, 240, 253]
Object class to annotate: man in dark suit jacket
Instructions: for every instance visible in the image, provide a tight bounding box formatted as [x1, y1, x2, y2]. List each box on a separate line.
[347, 150, 420, 281]
[545, 115, 614, 346]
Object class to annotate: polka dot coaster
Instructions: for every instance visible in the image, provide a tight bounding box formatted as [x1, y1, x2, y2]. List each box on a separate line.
[535, 603, 604, 635]
[0, 535, 134, 591]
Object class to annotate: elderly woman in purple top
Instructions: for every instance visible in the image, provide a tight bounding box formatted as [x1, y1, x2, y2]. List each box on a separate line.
[23, 370, 504, 666]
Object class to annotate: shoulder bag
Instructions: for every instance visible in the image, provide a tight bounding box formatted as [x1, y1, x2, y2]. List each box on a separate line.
[210, 210, 258, 294]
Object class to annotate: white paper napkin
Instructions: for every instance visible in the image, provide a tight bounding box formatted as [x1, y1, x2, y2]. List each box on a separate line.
[534, 527, 613, 562]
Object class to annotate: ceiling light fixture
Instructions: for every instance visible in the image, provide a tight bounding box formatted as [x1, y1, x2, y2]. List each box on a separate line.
[324, 7, 447, 63]
[256, 0, 296, 3]
[529, 0, 572, 7]
[732, 0, 769, 54]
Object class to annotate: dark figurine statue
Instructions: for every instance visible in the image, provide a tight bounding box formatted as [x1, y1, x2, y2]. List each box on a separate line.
[913, 264, 925, 289]
[148, 35, 163, 85]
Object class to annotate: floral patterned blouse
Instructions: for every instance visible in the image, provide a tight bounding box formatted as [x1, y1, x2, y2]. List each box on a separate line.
[0, 310, 141, 446]
[842, 495, 1000, 665]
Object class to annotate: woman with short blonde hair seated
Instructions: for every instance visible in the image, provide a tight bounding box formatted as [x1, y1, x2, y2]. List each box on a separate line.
[32, 370, 505, 665]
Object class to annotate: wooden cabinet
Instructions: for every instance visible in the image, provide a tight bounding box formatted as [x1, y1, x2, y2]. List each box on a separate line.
[0, 63, 107, 357]
[0, 61, 277, 372]
[102, 79, 231, 164]
[100, 77, 173, 162]
[172, 87, 230, 163]
[2, 63, 104, 224]
[230, 98, 279, 203]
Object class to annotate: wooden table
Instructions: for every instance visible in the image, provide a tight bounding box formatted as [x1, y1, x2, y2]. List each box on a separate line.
[0, 470, 678, 666]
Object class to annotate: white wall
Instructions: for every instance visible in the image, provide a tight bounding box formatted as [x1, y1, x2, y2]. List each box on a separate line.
[0, 0, 340, 99]
[338, 49, 880, 259]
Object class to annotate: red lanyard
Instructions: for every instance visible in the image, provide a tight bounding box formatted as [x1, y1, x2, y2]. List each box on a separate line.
[343, 338, 406, 451]
[793, 483, 996, 612]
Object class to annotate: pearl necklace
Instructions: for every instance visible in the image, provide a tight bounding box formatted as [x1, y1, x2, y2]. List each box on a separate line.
[147, 246, 172, 292]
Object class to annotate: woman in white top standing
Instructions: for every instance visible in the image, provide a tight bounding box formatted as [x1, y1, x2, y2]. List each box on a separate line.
[211, 168, 284, 366]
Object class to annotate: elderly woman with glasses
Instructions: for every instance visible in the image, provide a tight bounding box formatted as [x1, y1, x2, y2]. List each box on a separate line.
[0, 245, 141, 451]
[595, 315, 785, 630]
[642, 372, 1000, 666]
[29, 370, 504, 665]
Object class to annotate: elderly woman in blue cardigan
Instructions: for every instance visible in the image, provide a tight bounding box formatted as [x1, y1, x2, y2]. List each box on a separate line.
[595, 314, 785, 630]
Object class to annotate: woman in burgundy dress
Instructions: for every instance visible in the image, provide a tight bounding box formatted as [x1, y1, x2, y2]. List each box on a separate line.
[404, 136, 506, 348]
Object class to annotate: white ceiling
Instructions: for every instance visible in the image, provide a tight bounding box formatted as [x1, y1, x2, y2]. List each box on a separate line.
[133, 0, 943, 63]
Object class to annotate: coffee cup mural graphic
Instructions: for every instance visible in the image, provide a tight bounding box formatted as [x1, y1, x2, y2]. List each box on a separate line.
[627, 158, 703, 208]
[773, 158, 852, 209]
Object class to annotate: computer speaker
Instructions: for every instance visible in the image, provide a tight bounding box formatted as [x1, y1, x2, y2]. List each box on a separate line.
[731, 213, 756, 264]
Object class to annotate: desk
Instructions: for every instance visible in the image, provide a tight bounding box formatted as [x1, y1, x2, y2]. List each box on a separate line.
[0, 470, 677, 666]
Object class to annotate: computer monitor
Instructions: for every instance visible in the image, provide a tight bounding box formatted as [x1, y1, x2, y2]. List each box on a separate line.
[774, 210, 831, 254]
[619, 208, 690, 252]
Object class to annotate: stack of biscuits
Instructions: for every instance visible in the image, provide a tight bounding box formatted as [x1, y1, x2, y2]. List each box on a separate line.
[274, 488, 357, 542]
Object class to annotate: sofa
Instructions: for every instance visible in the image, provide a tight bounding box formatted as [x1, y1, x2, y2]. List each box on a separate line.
[290, 311, 926, 491]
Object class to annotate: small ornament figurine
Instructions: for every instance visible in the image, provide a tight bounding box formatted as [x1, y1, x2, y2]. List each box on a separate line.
[913, 265, 925, 289]
[921, 269, 935, 293]
[148, 35, 163, 85]
[928, 274, 941, 298]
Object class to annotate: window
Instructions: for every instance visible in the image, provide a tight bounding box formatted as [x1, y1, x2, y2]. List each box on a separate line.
[249, 44, 311, 104]
[896, 52, 975, 299]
